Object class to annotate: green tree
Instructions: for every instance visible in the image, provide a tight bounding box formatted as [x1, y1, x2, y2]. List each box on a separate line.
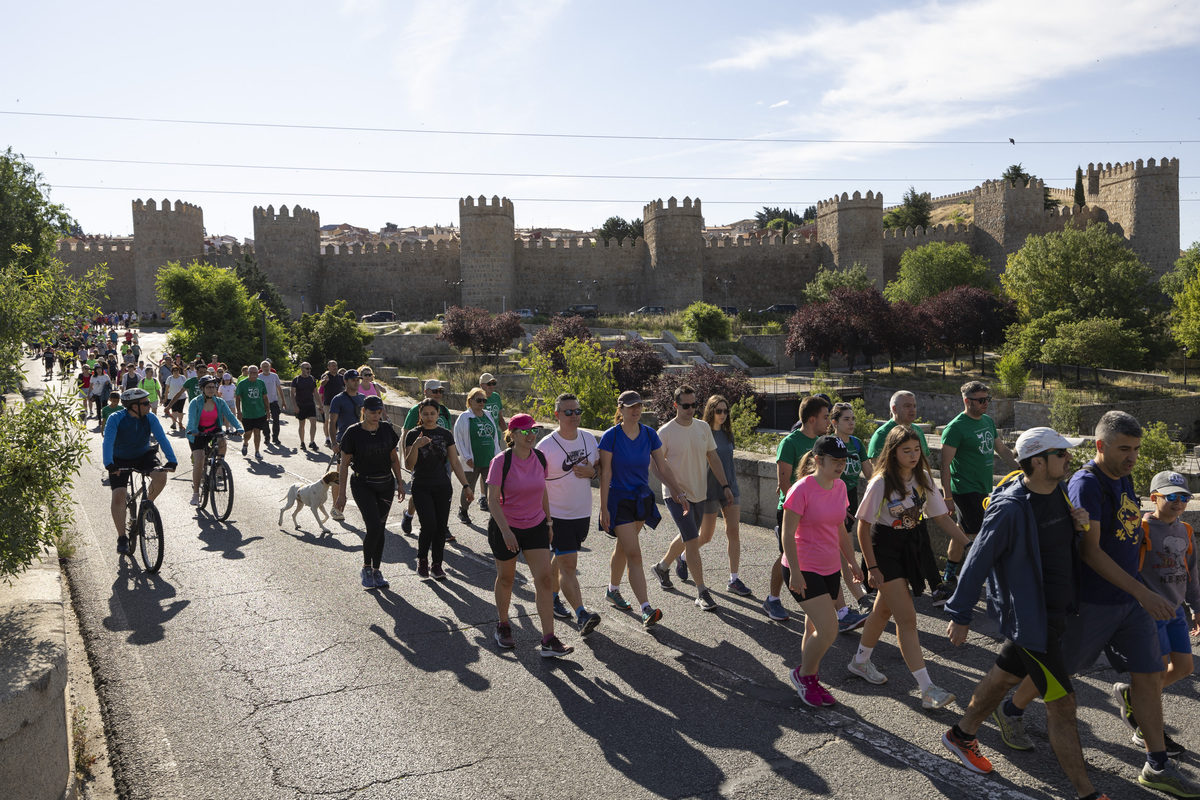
[291, 300, 373, 371]
[234, 251, 290, 322]
[597, 216, 643, 244]
[1002, 309, 1075, 365]
[1160, 241, 1200, 298]
[882, 186, 932, 231]
[1074, 165, 1086, 207]
[0, 149, 77, 276]
[157, 261, 293, 373]
[802, 205, 817, 222]
[803, 263, 874, 304]
[681, 301, 732, 342]
[765, 218, 793, 234]
[1001, 162, 1060, 210]
[883, 242, 993, 304]
[522, 338, 617, 430]
[755, 206, 805, 228]
[1040, 318, 1146, 371]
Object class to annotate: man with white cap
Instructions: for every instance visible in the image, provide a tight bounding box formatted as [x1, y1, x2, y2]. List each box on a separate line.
[478, 372, 506, 439]
[940, 427, 1104, 800]
[400, 379, 453, 535]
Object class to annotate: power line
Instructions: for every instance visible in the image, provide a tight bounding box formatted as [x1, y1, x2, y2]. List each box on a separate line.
[28, 154, 1200, 184]
[6, 110, 1199, 146]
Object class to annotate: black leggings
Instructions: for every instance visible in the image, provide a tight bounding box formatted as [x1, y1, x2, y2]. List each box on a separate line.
[412, 482, 452, 564]
[351, 474, 395, 569]
[269, 400, 281, 441]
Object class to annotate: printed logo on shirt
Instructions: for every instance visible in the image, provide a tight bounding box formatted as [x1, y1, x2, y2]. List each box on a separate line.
[976, 429, 994, 455]
[1153, 535, 1190, 583]
[888, 489, 927, 529]
[1115, 493, 1141, 542]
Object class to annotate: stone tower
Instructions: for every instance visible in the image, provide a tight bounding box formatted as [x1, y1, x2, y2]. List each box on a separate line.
[816, 191, 884, 286]
[643, 197, 704, 310]
[131, 198, 204, 312]
[1088, 157, 1180, 278]
[253, 204, 321, 317]
[459, 195, 515, 312]
[972, 179, 1045, 276]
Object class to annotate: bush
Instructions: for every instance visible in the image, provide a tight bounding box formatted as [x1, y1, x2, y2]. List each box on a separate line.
[522, 338, 617, 430]
[531, 315, 592, 371]
[609, 339, 666, 393]
[1041, 318, 1146, 371]
[995, 351, 1030, 397]
[646, 364, 764, 425]
[1048, 391, 1082, 436]
[682, 301, 732, 343]
[291, 300, 373, 376]
[1070, 421, 1184, 496]
[850, 397, 877, 441]
[438, 306, 525, 361]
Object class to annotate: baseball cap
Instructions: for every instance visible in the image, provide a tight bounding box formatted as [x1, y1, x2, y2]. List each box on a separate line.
[1014, 427, 1085, 460]
[424, 379, 443, 391]
[363, 395, 384, 411]
[1150, 471, 1191, 497]
[508, 413, 538, 431]
[343, 369, 360, 379]
[812, 435, 849, 458]
[617, 390, 643, 407]
[479, 372, 496, 384]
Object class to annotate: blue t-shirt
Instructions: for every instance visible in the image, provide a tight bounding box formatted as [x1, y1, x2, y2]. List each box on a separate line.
[1068, 460, 1142, 605]
[330, 391, 367, 443]
[598, 423, 663, 492]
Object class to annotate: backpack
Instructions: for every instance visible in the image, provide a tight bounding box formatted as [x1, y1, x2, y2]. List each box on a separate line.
[983, 469, 1072, 510]
[1138, 517, 1194, 574]
[499, 447, 547, 505]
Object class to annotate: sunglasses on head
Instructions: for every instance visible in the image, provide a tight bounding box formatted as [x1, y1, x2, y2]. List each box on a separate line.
[558, 408, 583, 416]
[1156, 492, 1190, 503]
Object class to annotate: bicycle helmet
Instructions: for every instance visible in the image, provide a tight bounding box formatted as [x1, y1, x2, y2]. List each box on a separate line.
[121, 387, 150, 405]
[197, 375, 217, 388]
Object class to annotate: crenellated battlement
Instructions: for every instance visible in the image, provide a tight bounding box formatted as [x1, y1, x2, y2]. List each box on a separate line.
[705, 232, 818, 248]
[975, 178, 1045, 197]
[459, 195, 514, 217]
[643, 196, 702, 219]
[131, 198, 203, 216]
[320, 238, 460, 257]
[519, 236, 643, 250]
[816, 190, 882, 215]
[253, 204, 320, 226]
[882, 223, 974, 240]
[1092, 157, 1179, 181]
[57, 239, 133, 253]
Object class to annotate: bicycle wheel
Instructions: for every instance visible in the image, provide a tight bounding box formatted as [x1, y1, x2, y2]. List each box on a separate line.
[210, 460, 234, 521]
[138, 502, 164, 573]
[125, 493, 139, 553]
[199, 458, 212, 511]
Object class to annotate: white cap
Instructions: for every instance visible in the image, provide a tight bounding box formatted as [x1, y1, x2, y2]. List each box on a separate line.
[1014, 427, 1085, 460]
[424, 379, 443, 391]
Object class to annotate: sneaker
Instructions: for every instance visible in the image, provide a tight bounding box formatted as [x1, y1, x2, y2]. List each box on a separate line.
[641, 607, 663, 628]
[816, 682, 837, 707]
[762, 596, 789, 622]
[858, 594, 875, 613]
[991, 708, 1035, 751]
[273, 438, 282, 446]
[189, 494, 200, 506]
[457, 508, 471, 524]
[116, 536, 130, 555]
[361, 567, 375, 589]
[931, 579, 957, 608]
[579, 611, 601, 637]
[790, 667, 825, 708]
[430, 562, 446, 581]
[494, 622, 515, 649]
[538, 635, 575, 658]
[331, 507, 345, 521]
[922, 684, 956, 710]
[552, 596, 572, 619]
[941, 728, 993, 774]
[241, 444, 248, 456]
[1134, 728, 1187, 758]
[606, 588, 631, 610]
[675, 555, 689, 582]
[1113, 682, 1139, 731]
[444, 532, 456, 544]
[650, 561, 673, 589]
[695, 589, 717, 611]
[401, 513, 413, 535]
[847, 657, 888, 685]
[417, 559, 430, 581]
[325, 437, 333, 448]
[479, 496, 489, 512]
[1139, 760, 1200, 797]
[838, 611, 868, 633]
[727, 577, 752, 597]
[255, 451, 263, 460]
[372, 569, 389, 589]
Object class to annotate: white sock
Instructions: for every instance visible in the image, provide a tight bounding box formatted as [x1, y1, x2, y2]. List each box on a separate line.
[912, 667, 933, 692]
[608, 584, 619, 593]
[854, 644, 874, 664]
[680, 553, 686, 563]
[730, 573, 739, 582]
[641, 601, 651, 612]
[767, 594, 779, 602]
[837, 606, 849, 620]
[404, 510, 412, 518]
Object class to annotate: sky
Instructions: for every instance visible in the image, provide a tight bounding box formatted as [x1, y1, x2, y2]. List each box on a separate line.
[3, 0, 1198, 249]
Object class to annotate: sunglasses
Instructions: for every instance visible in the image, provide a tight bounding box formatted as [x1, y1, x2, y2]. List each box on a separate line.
[513, 428, 536, 435]
[430, 388, 444, 394]
[361, 372, 372, 377]
[1043, 448, 1070, 458]
[1156, 492, 1190, 503]
[472, 398, 486, 404]
[677, 402, 699, 410]
[558, 408, 583, 416]
[968, 396, 992, 404]
[486, 380, 497, 386]
[832, 402, 852, 410]
[714, 408, 729, 415]
[135, 400, 150, 407]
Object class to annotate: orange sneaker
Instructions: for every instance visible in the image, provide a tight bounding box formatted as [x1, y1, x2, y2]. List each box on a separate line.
[942, 728, 993, 774]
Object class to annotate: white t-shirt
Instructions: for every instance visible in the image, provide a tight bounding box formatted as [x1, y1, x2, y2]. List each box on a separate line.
[165, 374, 187, 401]
[259, 372, 282, 404]
[855, 471, 948, 530]
[218, 382, 237, 405]
[657, 418, 717, 503]
[537, 429, 599, 521]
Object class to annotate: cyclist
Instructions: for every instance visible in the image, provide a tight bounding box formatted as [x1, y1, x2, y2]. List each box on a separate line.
[102, 388, 178, 554]
[186, 375, 243, 506]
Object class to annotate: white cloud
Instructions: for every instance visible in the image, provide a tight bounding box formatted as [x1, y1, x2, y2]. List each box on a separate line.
[768, 100, 789, 109]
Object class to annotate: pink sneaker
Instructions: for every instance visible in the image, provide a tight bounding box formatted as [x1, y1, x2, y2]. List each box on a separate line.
[815, 677, 836, 707]
[789, 667, 824, 708]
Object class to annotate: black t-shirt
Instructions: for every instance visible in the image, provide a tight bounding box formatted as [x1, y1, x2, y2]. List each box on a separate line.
[340, 422, 400, 477]
[1028, 486, 1075, 614]
[321, 372, 345, 403]
[291, 374, 317, 408]
[404, 426, 455, 486]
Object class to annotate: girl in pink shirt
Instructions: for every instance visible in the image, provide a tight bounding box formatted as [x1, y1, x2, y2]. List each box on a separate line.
[781, 436, 862, 707]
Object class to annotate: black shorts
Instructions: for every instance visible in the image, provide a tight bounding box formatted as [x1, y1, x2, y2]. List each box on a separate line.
[169, 397, 185, 413]
[782, 566, 841, 604]
[776, 506, 785, 554]
[488, 517, 551, 561]
[550, 517, 589, 555]
[955, 491, 986, 540]
[243, 415, 268, 432]
[865, 523, 922, 585]
[189, 429, 221, 452]
[296, 404, 317, 420]
[995, 616, 1073, 701]
[107, 451, 159, 490]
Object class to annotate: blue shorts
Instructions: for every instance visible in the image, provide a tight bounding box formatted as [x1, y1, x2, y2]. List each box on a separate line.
[666, 498, 706, 542]
[1061, 600, 1165, 675]
[1157, 606, 1193, 657]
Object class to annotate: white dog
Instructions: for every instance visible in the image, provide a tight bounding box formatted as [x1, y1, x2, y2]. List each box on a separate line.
[280, 471, 340, 532]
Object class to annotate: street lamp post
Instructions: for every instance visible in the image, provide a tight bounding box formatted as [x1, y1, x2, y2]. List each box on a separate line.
[444, 279, 463, 315]
[1184, 345, 1190, 388]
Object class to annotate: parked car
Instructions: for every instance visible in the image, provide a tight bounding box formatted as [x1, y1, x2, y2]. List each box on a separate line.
[758, 304, 797, 315]
[718, 306, 738, 316]
[559, 304, 599, 318]
[629, 306, 666, 316]
[359, 310, 397, 323]
[514, 308, 535, 319]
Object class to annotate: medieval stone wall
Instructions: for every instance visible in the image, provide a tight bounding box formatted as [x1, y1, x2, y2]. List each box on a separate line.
[58, 239, 136, 310]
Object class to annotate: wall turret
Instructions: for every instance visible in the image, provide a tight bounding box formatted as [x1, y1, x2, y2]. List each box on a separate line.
[971, 179, 1045, 276]
[253, 204, 321, 317]
[458, 195, 515, 312]
[816, 191, 884, 286]
[1088, 157, 1180, 278]
[643, 197, 704, 310]
[131, 198, 204, 312]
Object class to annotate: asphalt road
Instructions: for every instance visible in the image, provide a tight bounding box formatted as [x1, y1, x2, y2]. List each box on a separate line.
[36, 339, 1200, 800]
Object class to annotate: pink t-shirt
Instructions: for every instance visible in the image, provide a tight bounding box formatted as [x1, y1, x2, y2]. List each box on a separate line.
[781, 475, 848, 574]
[486, 449, 547, 529]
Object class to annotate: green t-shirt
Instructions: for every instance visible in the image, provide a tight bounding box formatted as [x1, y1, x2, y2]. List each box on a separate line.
[866, 418, 929, 460]
[403, 403, 452, 431]
[775, 429, 817, 510]
[183, 376, 200, 400]
[468, 413, 498, 468]
[484, 390, 503, 422]
[235, 378, 268, 419]
[100, 404, 120, 427]
[138, 376, 159, 402]
[839, 435, 866, 492]
[940, 412, 998, 496]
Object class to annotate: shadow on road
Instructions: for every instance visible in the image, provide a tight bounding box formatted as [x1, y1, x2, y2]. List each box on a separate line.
[195, 514, 264, 559]
[368, 590, 491, 692]
[104, 558, 190, 645]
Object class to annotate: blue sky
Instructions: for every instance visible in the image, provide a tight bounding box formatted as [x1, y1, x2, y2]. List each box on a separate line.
[3, 0, 1198, 250]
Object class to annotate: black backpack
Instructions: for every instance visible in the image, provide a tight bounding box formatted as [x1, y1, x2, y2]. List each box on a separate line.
[498, 447, 547, 505]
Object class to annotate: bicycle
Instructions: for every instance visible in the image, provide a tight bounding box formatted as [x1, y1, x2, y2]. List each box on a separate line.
[198, 430, 237, 521]
[121, 464, 167, 573]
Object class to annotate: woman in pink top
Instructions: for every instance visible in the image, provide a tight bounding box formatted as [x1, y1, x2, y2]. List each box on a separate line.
[781, 435, 862, 707]
[487, 413, 574, 658]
